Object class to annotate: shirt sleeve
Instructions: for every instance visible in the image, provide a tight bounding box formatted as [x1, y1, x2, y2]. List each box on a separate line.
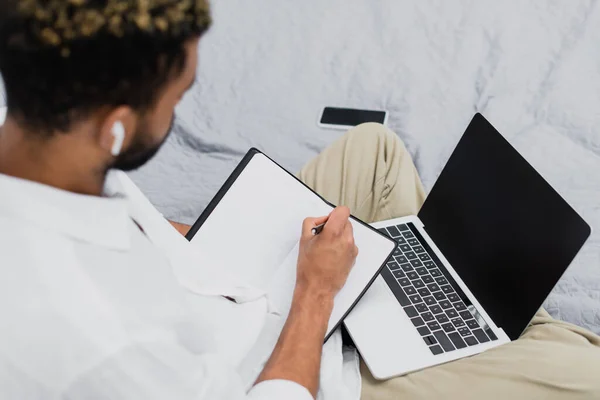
[60, 345, 313, 400]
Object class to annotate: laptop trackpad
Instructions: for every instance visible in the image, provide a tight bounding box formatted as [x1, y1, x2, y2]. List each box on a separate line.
[345, 276, 433, 379]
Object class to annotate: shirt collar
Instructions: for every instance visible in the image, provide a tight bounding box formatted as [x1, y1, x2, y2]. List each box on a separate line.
[0, 171, 131, 250]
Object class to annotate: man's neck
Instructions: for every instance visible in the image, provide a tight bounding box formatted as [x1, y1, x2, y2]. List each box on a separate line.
[0, 117, 107, 196]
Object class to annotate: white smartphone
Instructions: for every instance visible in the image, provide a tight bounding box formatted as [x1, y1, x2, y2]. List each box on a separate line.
[318, 107, 389, 130]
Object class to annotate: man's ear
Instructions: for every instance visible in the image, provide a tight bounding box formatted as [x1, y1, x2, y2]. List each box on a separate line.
[98, 107, 138, 157]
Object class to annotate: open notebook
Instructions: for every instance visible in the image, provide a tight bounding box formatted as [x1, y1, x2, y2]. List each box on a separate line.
[186, 149, 395, 340]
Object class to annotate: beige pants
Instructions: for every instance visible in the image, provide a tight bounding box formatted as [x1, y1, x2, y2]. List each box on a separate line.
[298, 123, 600, 400]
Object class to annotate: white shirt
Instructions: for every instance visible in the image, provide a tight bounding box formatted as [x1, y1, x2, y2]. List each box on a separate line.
[0, 168, 361, 399]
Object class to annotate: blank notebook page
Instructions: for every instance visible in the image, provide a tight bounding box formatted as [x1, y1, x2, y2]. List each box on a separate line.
[189, 153, 330, 289]
[189, 153, 394, 335]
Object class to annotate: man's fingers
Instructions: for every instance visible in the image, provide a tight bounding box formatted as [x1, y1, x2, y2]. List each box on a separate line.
[312, 215, 329, 227]
[302, 215, 329, 238]
[343, 219, 358, 257]
[301, 207, 351, 239]
[343, 218, 354, 242]
[344, 217, 354, 237]
[325, 206, 351, 236]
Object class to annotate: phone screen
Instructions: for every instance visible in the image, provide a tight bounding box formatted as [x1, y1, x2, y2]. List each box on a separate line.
[320, 107, 387, 126]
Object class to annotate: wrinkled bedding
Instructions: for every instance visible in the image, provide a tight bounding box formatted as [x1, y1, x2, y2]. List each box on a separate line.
[1, 0, 598, 333]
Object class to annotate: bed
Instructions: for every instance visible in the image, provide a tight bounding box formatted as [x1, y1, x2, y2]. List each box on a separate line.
[1, 0, 598, 333]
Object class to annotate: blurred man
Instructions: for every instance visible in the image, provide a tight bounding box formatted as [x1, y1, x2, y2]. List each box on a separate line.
[0, 1, 599, 400]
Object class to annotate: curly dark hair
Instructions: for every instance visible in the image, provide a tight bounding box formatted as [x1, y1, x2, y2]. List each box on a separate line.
[0, 0, 211, 135]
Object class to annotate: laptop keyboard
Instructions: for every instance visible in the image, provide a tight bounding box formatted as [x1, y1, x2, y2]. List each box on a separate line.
[379, 223, 497, 356]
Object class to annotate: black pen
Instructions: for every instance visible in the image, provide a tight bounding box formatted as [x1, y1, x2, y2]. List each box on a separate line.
[312, 223, 326, 235]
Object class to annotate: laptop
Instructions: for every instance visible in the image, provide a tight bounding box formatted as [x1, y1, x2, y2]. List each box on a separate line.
[343, 113, 592, 379]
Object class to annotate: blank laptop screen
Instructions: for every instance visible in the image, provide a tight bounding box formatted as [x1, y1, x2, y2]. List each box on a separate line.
[418, 113, 590, 340]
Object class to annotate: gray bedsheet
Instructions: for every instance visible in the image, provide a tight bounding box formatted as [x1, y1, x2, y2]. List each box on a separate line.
[2, 0, 598, 333]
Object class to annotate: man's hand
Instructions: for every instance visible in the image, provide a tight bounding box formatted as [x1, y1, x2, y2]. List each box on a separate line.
[296, 206, 359, 299]
[254, 207, 358, 398]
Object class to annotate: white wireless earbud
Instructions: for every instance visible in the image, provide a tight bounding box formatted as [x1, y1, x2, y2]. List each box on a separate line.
[110, 121, 125, 156]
